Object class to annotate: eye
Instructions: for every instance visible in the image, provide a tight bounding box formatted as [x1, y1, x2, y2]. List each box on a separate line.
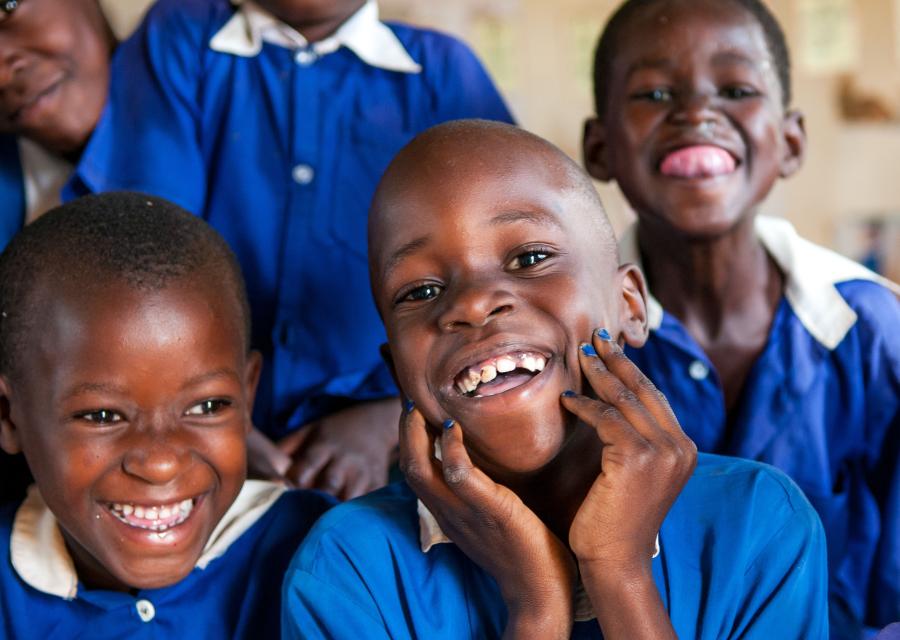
[719, 85, 759, 100]
[508, 249, 551, 270]
[634, 88, 673, 102]
[184, 399, 233, 416]
[76, 409, 123, 425]
[396, 283, 443, 305]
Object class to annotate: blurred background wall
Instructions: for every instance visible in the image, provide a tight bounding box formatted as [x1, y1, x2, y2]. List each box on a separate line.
[110, 0, 900, 279]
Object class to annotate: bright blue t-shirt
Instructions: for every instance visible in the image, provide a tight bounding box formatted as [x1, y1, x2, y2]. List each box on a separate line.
[68, 0, 515, 438]
[282, 454, 828, 639]
[0, 487, 333, 639]
[620, 218, 900, 638]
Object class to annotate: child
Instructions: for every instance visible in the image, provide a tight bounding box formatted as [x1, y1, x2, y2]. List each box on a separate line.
[0, 192, 333, 637]
[67, 0, 515, 500]
[581, 0, 900, 635]
[281, 120, 828, 639]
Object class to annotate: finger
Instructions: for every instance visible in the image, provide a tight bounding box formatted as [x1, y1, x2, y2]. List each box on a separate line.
[578, 341, 667, 445]
[246, 427, 292, 480]
[592, 332, 688, 442]
[439, 419, 501, 506]
[559, 391, 647, 450]
[277, 423, 317, 456]
[398, 407, 455, 503]
[344, 468, 374, 501]
[290, 443, 333, 489]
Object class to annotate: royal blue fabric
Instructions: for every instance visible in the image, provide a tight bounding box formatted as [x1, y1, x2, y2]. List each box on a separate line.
[626, 280, 900, 638]
[283, 454, 828, 639]
[0, 490, 333, 639]
[0, 135, 24, 250]
[68, 0, 515, 438]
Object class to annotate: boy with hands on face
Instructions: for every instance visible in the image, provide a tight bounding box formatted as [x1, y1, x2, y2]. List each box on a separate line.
[282, 121, 828, 639]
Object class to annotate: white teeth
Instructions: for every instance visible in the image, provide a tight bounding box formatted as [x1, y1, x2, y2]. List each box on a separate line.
[480, 365, 497, 383]
[534, 356, 546, 372]
[496, 357, 516, 373]
[122, 504, 133, 516]
[159, 507, 172, 519]
[180, 499, 192, 513]
[522, 356, 537, 372]
[145, 507, 159, 520]
[107, 498, 196, 532]
[134, 506, 145, 519]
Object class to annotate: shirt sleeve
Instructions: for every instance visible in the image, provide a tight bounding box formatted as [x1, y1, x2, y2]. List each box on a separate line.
[66, 0, 209, 213]
[728, 471, 830, 639]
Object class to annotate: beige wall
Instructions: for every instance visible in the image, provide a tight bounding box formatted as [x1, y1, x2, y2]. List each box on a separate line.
[382, 0, 900, 259]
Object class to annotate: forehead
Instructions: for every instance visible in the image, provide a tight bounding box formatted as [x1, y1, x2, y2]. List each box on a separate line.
[614, 0, 771, 68]
[371, 141, 593, 273]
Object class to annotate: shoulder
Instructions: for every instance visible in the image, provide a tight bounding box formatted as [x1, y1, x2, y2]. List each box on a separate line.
[672, 454, 823, 560]
[384, 22, 486, 72]
[131, 0, 235, 45]
[835, 279, 900, 342]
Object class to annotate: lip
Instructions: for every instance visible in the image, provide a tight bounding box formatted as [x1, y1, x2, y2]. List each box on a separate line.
[6, 76, 65, 126]
[443, 338, 553, 392]
[100, 493, 207, 547]
[655, 140, 742, 175]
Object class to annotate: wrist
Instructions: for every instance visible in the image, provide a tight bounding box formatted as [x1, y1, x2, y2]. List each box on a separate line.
[504, 602, 573, 640]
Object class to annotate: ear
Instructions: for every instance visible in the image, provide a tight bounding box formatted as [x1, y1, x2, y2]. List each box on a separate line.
[0, 376, 22, 455]
[242, 350, 264, 432]
[779, 109, 806, 178]
[617, 264, 649, 349]
[583, 117, 613, 182]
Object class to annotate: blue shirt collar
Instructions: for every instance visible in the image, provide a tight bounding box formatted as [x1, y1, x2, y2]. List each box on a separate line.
[619, 216, 900, 350]
[209, 0, 422, 74]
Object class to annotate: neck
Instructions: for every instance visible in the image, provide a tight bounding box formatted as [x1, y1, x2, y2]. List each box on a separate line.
[280, 1, 366, 43]
[637, 215, 781, 341]
[503, 424, 604, 544]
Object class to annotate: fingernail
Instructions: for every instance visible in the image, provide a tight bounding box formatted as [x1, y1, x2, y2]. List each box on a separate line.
[443, 419, 455, 430]
[580, 343, 598, 357]
[561, 390, 577, 398]
[404, 399, 415, 412]
[596, 328, 612, 341]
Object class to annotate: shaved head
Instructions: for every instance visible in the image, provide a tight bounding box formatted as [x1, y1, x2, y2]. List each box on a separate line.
[369, 120, 617, 289]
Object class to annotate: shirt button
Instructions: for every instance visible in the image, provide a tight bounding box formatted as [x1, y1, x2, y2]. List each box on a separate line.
[135, 599, 155, 623]
[688, 360, 710, 381]
[292, 164, 315, 185]
[294, 48, 317, 66]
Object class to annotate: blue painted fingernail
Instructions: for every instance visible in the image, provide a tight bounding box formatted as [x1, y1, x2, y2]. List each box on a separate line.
[443, 419, 455, 430]
[404, 399, 415, 412]
[581, 343, 598, 357]
[561, 390, 577, 398]
[597, 328, 612, 341]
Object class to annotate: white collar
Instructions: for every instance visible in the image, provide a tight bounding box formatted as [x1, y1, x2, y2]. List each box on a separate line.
[10, 480, 285, 600]
[416, 499, 658, 622]
[619, 216, 900, 349]
[209, 0, 421, 74]
[17, 138, 71, 225]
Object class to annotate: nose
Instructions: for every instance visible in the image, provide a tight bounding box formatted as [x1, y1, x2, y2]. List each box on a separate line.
[668, 90, 719, 129]
[121, 419, 192, 485]
[437, 278, 516, 332]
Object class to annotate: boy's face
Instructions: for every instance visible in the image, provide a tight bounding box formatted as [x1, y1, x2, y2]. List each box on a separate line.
[0, 277, 260, 591]
[0, 0, 112, 154]
[371, 136, 646, 479]
[584, 0, 804, 238]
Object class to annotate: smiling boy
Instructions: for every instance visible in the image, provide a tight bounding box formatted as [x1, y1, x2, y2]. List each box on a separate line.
[0, 192, 332, 638]
[582, 1, 900, 635]
[282, 120, 828, 639]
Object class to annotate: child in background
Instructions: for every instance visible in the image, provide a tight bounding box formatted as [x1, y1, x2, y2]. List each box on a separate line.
[0, 193, 333, 638]
[68, 0, 515, 500]
[581, 0, 900, 635]
[282, 120, 828, 639]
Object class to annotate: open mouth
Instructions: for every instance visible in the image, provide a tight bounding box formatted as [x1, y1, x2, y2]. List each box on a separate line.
[454, 350, 547, 398]
[658, 145, 738, 179]
[106, 497, 197, 540]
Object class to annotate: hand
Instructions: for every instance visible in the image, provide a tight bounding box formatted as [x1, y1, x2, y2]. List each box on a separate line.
[278, 398, 401, 500]
[560, 330, 696, 639]
[400, 406, 575, 640]
[246, 425, 292, 482]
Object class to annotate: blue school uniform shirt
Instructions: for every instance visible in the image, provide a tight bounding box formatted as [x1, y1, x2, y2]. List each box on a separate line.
[620, 216, 900, 638]
[68, 0, 515, 438]
[282, 454, 828, 639]
[0, 481, 334, 639]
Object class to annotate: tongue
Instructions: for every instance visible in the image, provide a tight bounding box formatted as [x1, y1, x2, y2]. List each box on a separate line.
[475, 371, 534, 397]
[659, 145, 736, 178]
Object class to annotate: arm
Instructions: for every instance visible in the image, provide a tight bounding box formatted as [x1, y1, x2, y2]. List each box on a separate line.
[401, 406, 575, 640]
[560, 331, 697, 640]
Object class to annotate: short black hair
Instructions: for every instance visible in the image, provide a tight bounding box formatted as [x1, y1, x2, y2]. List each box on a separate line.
[0, 192, 251, 379]
[592, 0, 791, 115]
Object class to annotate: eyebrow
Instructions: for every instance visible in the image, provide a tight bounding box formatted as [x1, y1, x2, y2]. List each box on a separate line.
[60, 368, 240, 403]
[382, 235, 431, 281]
[488, 209, 564, 230]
